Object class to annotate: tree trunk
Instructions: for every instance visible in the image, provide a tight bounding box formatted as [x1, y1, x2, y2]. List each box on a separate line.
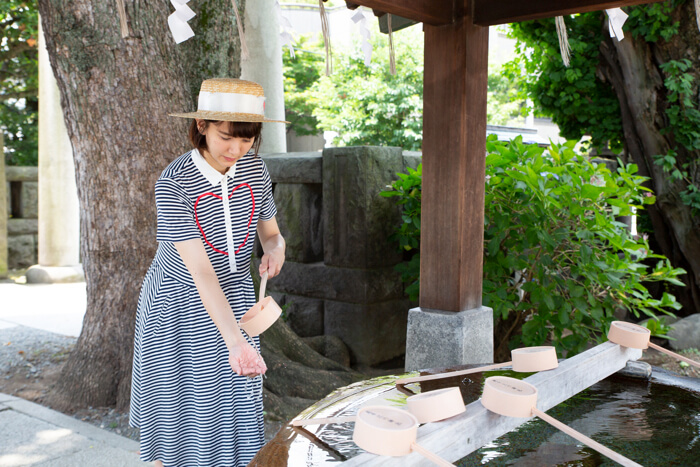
[36, 0, 245, 411]
[598, 3, 700, 314]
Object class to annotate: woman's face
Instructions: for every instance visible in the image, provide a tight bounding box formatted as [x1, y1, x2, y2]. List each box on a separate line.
[198, 120, 255, 174]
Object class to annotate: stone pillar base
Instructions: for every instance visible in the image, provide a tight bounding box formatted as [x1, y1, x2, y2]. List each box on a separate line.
[405, 306, 493, 371]
[26, 264, 84, 284]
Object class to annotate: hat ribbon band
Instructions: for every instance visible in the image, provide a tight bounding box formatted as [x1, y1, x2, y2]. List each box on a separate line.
[198, 91, 265, 116]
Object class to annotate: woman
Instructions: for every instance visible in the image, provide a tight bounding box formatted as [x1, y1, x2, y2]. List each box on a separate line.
[129, 78, 287, 466]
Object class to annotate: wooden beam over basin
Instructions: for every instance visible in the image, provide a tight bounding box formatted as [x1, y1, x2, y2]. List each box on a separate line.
[472, 0, 665, 26]
[348, 0, 665, 27]
[343, 342, 643, 465]
[346, 0, 454, 25]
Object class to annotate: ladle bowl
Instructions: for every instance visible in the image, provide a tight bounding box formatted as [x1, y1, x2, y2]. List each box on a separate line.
[239, 272, 282, 337]
[511, 346, 559, 372]
[607, 321, 651, 349]
[352, 406, 419, 457]
[481, 376, 538, 418]
[406, 387, 466, 423]
[608, 321, 700, 369]
[352, 406, 455, 466]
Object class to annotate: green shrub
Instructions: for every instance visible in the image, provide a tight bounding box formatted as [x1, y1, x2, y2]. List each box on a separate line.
[308, 31, 424, 150]
[380, 164, 422, 300]
[283, 35, 325, 136]
[383, 136, 686, 356]
[284, 30, 526, 148]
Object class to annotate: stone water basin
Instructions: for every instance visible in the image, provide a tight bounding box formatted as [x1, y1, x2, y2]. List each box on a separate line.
[251, 364, 700, 466]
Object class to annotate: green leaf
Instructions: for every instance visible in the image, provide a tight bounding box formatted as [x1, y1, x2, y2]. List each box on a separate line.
[558, 307, 570, 325]
[581, 184, 605, 200]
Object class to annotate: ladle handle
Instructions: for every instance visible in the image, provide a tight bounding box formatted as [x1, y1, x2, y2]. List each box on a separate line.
[410, 441, 455, 467]
[531, 407, 643, 467]
[259, 271, 268, 302]
[291, 415, 356, 427]
[396, 361, 512, 385]
[647, 342, 700, 369]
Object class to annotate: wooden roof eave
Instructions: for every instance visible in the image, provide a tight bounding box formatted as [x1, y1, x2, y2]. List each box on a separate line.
[346, 0, 665, 26]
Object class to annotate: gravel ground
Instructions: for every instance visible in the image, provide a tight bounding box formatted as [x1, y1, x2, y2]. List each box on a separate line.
[0, 324, 283, 443]
[0, 325, 75, 375]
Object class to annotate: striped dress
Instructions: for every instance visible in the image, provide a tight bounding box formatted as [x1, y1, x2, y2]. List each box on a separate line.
[129, 149, 277, 466]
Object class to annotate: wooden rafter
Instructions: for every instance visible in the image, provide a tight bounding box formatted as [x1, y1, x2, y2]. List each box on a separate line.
[472, 0, 664, 25]
[346, 0, 664, 26]
[343, 0, 453, 25]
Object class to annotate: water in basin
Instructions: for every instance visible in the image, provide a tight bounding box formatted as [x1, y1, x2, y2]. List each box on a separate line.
[458, 371, 700, 466]
[258, 368, 700, 466]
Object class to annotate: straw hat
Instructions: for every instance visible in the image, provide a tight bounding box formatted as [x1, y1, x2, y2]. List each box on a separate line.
[170, 78, 289, 123]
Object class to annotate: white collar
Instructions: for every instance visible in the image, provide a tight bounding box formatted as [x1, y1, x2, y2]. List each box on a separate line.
[192, 148, 236, 186]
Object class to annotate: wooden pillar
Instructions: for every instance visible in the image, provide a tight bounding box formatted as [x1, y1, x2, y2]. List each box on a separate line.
[405, 1, 492, 370]
[420, 1, 488, 312]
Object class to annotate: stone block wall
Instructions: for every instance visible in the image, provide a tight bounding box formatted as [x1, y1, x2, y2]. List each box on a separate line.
[4, 167, 39, 269]
[261, 148, 419, 366]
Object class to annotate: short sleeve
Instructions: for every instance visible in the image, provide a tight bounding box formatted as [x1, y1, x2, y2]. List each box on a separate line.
[258, 161, 277, 221]
[155, 177, 201, 243]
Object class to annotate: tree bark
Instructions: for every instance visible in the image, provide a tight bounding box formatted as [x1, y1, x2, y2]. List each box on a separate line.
[36, 0, 245, 411]
[598, 2, 700, 314]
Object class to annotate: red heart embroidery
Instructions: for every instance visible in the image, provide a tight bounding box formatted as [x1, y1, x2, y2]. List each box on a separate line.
[194, 183, 255, 256]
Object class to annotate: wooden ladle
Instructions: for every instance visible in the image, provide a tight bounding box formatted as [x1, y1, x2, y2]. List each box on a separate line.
[353, 406, 454, 466]
[480, 376, 643, 467]
[291, 388, 465, 465]
[396, 346, 559, 386]
[292, 405, 455, 466]
[607, 321, 700, 369]
[239, 271, 282, 337]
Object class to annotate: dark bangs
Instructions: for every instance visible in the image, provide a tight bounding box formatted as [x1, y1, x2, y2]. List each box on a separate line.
[188, 120, 264, 155]
[218, 121, 262, 139]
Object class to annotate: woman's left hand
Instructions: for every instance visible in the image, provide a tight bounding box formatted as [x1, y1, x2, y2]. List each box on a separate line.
[257, 218, 285, 279]
[260, 245, 284, 279]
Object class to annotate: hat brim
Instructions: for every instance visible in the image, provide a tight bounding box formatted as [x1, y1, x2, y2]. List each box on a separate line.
[170, 110, 289, 124]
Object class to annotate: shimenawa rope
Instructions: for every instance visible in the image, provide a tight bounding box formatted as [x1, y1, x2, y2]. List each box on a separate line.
[556, 16, 571, 67]
[231, 0, 249, 60]
[388, 14, 396, 75]
[116, 0, 129, 38]
[319, 0, 333, 75]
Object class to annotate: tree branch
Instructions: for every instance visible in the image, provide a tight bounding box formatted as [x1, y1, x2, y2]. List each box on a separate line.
[0, 41, 36, 63]
[0, 17, 18, 30]
[0, 89, 38, 101]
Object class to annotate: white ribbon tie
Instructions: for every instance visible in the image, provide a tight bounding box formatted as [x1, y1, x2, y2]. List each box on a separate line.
[352, 10, 372, 66]
[221, 164, 238, 274]
[169, 0, 196, 44]
[276, 1, 296, 58]
[606, 8, 628, 41]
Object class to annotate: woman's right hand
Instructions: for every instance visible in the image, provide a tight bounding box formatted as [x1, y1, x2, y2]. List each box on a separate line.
[228, 342, 267, 377]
